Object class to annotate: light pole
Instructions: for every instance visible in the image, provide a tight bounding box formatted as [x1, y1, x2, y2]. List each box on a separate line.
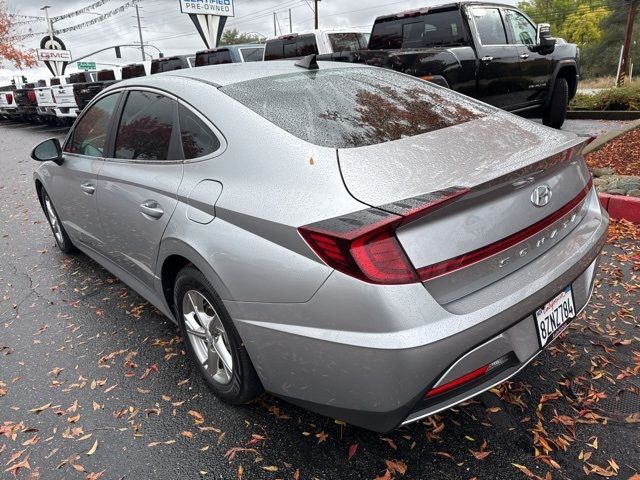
[40, 5, 54, 44]
[135, 5, 145, 61]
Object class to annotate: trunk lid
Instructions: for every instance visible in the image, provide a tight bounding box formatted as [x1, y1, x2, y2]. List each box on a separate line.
[337, 114, 593, 303]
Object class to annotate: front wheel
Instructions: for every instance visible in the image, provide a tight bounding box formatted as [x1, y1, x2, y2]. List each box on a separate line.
[542, 77, 569, 129]
[174, 266, 263, 404]
[41, 190, 76, 254]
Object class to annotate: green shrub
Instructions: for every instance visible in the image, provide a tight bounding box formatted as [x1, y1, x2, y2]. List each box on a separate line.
[570, 84, 640, 111]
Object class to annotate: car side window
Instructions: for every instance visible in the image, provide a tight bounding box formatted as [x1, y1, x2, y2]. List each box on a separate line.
[178, 104, 221, 160]
[114, 90, 176, 161]
[63, 93, 119, 157]
[472, 8, 507, 45]
[504, 10, 536, 46]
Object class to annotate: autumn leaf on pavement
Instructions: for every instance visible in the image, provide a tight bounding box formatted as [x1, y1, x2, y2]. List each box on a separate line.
[315, 431, 328, 444]
[470, 439, 492, 460]
[86, 440, 98, 456]
[348, 444, 358, 460]
[29, 402, 52, 414]
[385, 459, 407, 476]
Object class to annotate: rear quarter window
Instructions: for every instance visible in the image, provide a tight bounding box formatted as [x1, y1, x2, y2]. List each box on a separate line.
[222, 68, 490, 149]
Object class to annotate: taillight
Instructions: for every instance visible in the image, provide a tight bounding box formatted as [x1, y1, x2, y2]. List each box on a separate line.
[298, 187, 469, 285]
[27, 90, 36, 102]
[299, 209, 418, 285]
[5, 93, 12, 104]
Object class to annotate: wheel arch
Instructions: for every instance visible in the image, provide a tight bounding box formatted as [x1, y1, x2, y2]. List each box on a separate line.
[157, 238, 234, 321]
[549, 61, 578, 102]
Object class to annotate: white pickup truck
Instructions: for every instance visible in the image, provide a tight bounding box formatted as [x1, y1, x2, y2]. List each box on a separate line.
[53, 71, 97, 122]
[35, 78, 57, 123]
[0, 85, 18, 117]
[263, 28, 369, 60]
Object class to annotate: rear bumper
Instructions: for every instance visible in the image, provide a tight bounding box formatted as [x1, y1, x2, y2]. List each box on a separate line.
[227, 189, 608, 432]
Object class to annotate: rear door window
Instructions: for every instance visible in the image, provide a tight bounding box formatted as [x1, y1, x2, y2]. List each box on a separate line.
[472, 8, 508, 45]
[222, 68, 489, 149]
[114, 91, 176, 161]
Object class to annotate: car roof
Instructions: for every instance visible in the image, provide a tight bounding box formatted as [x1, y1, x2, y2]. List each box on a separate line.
[374, 1, 518, 21]
[117, 59, 367, 88]
[265, 28, 369, 41]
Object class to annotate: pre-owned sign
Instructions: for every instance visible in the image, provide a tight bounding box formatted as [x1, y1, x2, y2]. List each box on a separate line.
[37, 49, 72, 62]
[179, 0, 234, 17]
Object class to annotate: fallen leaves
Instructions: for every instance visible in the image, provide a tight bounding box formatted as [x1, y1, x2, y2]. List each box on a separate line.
[86, 440, 98, 456]
[469, 439, 492, 460]
[347, 443, 358, 460]
[28, 402, 52, 414]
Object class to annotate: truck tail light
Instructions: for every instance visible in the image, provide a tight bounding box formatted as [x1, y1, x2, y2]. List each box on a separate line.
[5, 93, 12, 104]
[27, 90, 36, 102]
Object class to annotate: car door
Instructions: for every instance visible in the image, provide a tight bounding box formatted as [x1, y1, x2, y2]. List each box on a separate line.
[54, 92, 121, 250]
[97, 89, 184, 289]
[503, 8, 553, 105]
[467, 6, 522, 109]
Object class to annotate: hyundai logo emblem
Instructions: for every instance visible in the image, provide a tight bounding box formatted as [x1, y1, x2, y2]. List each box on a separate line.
[531, 185, 552, 207]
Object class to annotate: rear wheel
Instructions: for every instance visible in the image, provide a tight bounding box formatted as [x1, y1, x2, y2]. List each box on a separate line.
[41, 190, 76, 254]
[542, 77, 568, 129]
[174, 266, 262, 404]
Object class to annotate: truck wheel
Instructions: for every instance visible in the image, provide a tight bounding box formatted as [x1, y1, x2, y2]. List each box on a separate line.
[543, 77, 568, 129]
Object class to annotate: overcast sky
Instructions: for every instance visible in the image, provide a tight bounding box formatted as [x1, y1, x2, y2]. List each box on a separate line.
[3, 0, 517, 83]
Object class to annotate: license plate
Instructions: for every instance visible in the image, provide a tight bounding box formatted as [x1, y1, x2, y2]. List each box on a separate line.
[535, 286, 575, 347]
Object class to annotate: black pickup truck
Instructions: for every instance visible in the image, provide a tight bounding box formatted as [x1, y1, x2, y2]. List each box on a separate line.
[73, 69, 120, 112]
[321, 2, 578, 128]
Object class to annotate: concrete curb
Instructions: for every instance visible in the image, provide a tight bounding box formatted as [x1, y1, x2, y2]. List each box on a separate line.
[584, 118, 640, 155]
[568, 110, 640, 121]
[598, 193, 640, 224]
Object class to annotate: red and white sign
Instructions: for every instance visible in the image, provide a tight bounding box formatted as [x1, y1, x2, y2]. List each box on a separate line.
[37, 49, 72, 62]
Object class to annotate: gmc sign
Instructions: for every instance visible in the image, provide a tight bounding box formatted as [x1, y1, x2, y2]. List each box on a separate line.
[37, 49, 72, 62]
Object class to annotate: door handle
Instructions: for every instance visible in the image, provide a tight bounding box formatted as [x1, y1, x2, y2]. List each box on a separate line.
[139, 201, 164, 219]
[481, 56, 494, 62]
[80, 182, 96, 195]
[519, 53, 530, 59]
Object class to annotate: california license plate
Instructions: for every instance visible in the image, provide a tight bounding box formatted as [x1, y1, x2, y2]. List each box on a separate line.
[535, 286, 575, 347]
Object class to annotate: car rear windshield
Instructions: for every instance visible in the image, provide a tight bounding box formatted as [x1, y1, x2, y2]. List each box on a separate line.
[196, 50, 233, 66]
[370, 9, 468, 50]
[264, 35, 318, 60]
[221, 68, 489, 149]
[151, 58, 185, 74]
[328, 33, 368, 51]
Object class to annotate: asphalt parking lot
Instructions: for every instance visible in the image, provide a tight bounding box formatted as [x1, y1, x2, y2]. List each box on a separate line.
[1, 119, 639, 480]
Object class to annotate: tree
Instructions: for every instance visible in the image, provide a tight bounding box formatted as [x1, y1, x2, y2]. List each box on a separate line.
[559, 4, 609, 47]
[518, 0, 578, 35]
[580, 7, 640, 78]
[0, 1, 36, 69]
[220, 29, 264, 46]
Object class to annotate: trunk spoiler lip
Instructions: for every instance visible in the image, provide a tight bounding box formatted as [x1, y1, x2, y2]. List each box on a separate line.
[368, 134, 592, 221]
[416, 176, 594, 282]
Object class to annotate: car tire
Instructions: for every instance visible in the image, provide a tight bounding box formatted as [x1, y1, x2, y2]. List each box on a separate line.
[174, 266, 263, 404]
[41, 190, 76, 254]
[542, 77, 568, 129]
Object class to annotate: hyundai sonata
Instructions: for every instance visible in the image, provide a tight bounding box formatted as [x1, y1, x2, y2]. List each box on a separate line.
[31, 58, 608, 432]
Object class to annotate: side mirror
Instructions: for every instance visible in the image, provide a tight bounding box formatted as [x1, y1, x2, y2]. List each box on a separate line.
[536, 23, 556, 54]
[31, 138, 63, 165]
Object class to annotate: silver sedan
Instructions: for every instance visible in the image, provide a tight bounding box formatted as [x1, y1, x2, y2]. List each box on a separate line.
[31, 59, 608, 432]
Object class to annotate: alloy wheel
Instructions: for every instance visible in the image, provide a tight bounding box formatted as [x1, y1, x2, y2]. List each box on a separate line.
[44, 196, 64, 245]
[182, 289, 233, 385]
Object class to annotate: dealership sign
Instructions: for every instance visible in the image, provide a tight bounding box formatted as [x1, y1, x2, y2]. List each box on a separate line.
[179, 0, 234, 17]
[180, 0, 234, 49]
[37, 49, 72, 62]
